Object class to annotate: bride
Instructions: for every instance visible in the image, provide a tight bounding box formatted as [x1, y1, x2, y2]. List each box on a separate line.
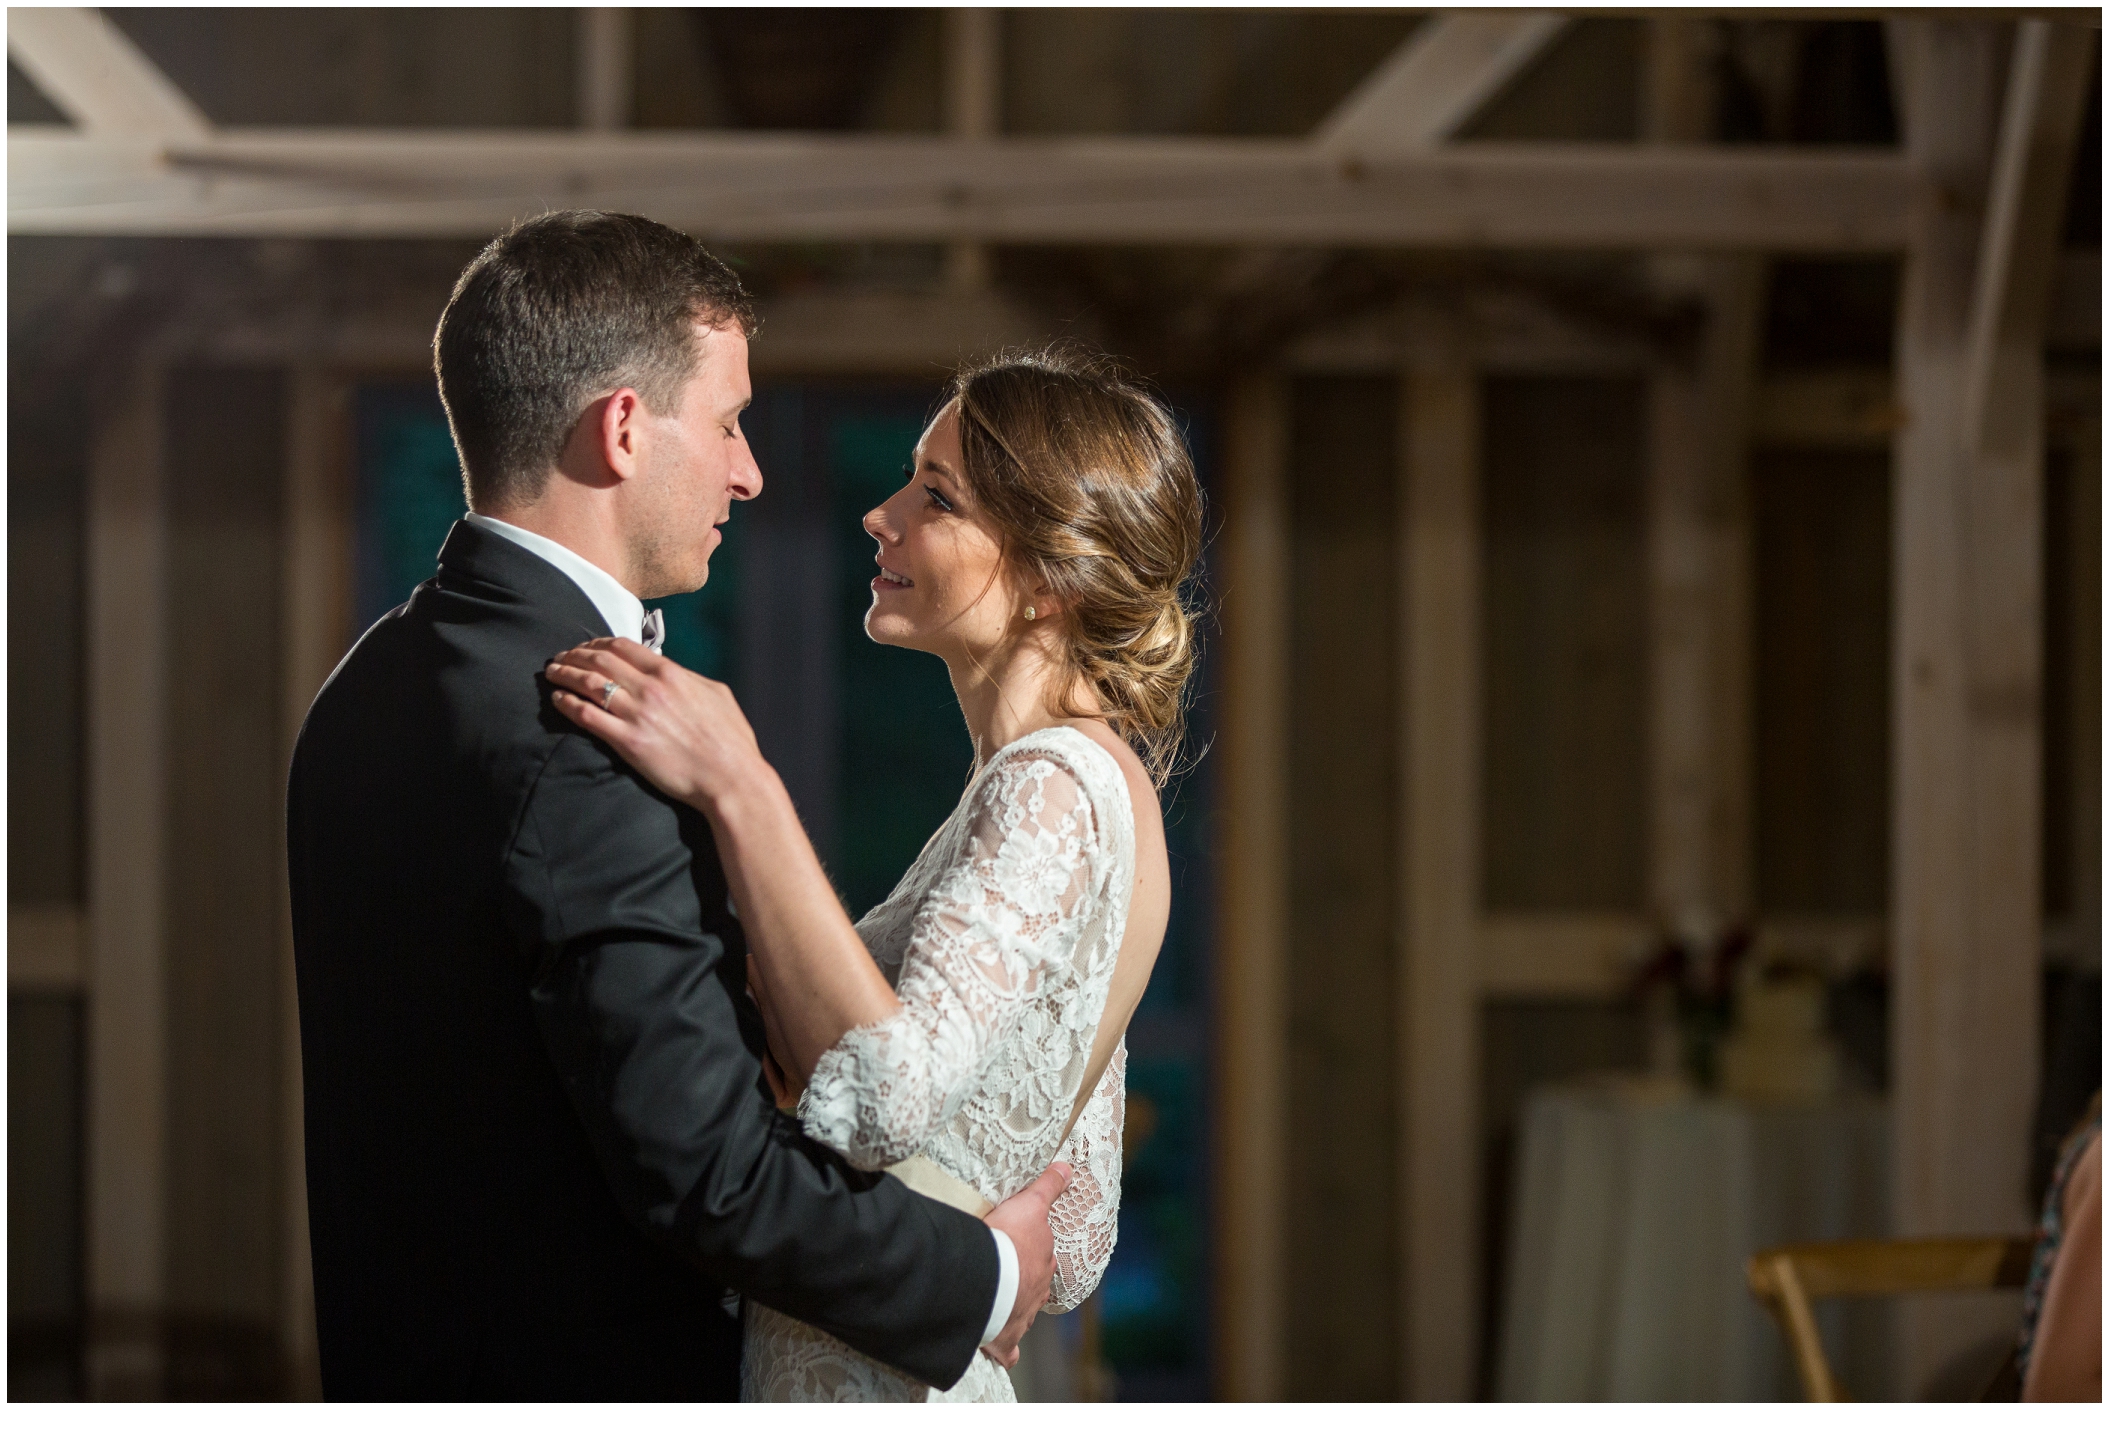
[544, 347, 1203, 1402]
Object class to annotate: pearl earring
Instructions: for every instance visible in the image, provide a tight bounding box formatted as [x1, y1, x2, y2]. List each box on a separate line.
[1023, 606, 1037, 621]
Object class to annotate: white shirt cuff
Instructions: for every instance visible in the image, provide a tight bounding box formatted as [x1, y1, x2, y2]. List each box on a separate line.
[980, 1226, 1019, 1345]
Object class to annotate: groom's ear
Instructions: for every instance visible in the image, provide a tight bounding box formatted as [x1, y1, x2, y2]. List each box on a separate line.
[599, 387, 645, 482]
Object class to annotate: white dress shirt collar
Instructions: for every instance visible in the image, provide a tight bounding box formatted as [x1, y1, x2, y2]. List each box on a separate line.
[463, 513, 647, 643]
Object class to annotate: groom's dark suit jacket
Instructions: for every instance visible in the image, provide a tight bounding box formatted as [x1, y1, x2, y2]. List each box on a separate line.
[287, 519, 996, 1400]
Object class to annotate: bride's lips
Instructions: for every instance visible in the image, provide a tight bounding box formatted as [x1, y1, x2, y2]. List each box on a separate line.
[872, 559, 912, 591]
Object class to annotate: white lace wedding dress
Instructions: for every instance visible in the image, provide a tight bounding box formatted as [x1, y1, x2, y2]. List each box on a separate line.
[741, 725, 1135, 1403]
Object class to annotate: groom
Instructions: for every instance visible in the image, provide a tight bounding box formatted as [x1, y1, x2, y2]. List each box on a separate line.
[287, 210, 1067, 1400]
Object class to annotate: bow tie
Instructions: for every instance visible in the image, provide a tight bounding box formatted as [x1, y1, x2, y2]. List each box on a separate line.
[640, 608, 665, 655]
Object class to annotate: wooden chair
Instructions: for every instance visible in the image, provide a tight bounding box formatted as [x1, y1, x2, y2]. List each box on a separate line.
[1746, 1236, 2035, 1401]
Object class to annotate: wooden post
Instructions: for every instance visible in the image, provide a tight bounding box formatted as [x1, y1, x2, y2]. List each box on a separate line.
[1215, 372, 1290, 1400]
[576, 9, 633, 132]
[85, 367, 168, 1399]
[1643, 260, 1762, 931]
[277, 365, 350, 1399]
[942, 8, 1000, 291]
[1397, 366, 1483, 1400]
[1886, 18, 2089, 1394]
[1642, 18, 1762, 931]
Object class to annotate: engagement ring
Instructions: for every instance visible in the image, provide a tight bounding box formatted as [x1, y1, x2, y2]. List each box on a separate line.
[600, 680, 621, 708]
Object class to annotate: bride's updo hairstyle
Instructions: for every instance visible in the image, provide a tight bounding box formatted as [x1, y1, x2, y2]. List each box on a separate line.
[946, 345, 1204, 785]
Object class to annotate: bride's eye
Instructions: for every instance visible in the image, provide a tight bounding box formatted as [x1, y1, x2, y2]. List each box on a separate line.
[901, 462, 915, 483]
[924, 485, 954, 513]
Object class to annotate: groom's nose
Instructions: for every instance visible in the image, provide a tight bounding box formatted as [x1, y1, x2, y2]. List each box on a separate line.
[728, 435, 763, 501]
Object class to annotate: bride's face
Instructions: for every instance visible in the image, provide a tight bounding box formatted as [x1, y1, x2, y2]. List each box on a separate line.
[861, 401, 1027, 660]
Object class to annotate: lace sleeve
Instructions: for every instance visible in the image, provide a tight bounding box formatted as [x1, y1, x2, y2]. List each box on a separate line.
[799, 750, 1101, 1170]
[1046, 1039, 1124, 1313]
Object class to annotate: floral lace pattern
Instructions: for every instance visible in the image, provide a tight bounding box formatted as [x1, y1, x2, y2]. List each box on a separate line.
[743, 727, 1136, 1403]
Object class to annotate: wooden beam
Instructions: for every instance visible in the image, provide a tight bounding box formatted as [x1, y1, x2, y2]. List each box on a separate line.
[1476, 912, 1888, 998]
[1886, 17, 2058, 1396]
[71, 284, 1084, 378]
[85, 365, 169, 1399]
[576, 9, 633, 132]
[1750, 368, 1901, 448]
[746, 288, 1080, 377]
[1315, 12, 1570, 155]
[1397, 364, 1483, 1400]
[1215, 373, 1291, 1401]
[8, 905, 88, 992]
[5, 7, 210, 141]
[1285, 290, 1656, 376]
[277, 366, 349, 1400]
[1479, 913, 1652, 998]
[1962, 22, 2096, 455]
[6, 130, 1916, 250]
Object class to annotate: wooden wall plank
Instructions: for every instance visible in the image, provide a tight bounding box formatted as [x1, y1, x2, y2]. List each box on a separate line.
[1398, 366, 1483, 1399]
[8, 407, 88, 913]
[1479, 375, 1649, 912]
[1285, 377, 1400, 1400]
[85, 367, 168, 1398]
[1213, 373, 1291, 1400]
[163, 365, 288, 1376]
[1752, 448, 1895, 914]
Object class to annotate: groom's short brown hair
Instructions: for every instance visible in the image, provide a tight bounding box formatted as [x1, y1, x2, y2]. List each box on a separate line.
[435, 210, 756, 512]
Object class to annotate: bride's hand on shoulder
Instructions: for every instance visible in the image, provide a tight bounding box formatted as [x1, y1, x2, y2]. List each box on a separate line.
[545, 637, 763, 809]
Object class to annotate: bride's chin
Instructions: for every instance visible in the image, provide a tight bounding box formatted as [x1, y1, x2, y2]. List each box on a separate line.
[862, 610, 919, 650]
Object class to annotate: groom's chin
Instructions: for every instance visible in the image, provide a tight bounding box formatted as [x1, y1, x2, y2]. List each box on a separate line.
[654, 558, 712, 597]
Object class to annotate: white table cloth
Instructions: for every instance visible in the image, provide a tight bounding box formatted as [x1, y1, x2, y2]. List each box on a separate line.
[1495, 1080, 1891, 1401]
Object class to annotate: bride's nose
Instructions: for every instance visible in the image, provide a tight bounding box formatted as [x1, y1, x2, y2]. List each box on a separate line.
[863, 505, 900, 545]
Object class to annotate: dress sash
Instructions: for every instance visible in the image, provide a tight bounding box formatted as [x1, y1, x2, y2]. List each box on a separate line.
[886, 1154, 994, 1218]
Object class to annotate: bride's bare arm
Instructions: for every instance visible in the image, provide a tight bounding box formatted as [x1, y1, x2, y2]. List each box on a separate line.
[746, 961, 807, 1106]
[546, 638, 899, 1076]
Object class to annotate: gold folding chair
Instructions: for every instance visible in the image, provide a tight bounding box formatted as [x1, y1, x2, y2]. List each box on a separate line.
[1746, 1236, 2035, 1401]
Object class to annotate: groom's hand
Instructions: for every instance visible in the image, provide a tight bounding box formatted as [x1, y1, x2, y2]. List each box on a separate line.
[981, 1161, 1072, 1368]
